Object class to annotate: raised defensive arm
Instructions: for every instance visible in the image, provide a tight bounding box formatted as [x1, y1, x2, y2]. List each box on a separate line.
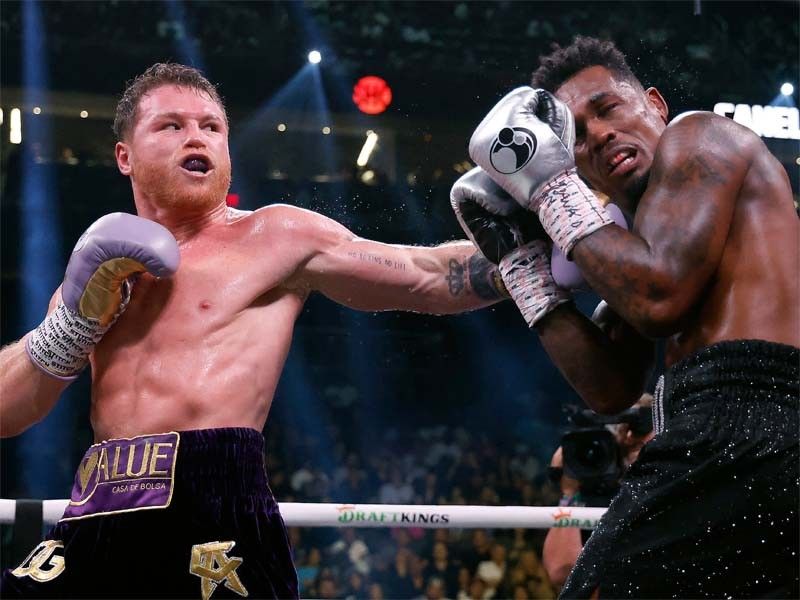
[570, 113, 750, 336]
[0, 213, 179, 437]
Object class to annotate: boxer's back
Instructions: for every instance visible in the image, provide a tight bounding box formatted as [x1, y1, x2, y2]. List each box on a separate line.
[90, 206, 309, 440]
[668, 137, 800, 363]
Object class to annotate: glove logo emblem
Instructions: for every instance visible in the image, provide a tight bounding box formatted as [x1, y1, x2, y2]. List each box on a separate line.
[489, 127, 537, 174]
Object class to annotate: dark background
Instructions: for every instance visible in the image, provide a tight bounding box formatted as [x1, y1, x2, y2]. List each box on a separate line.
[1, 0, 797, 509]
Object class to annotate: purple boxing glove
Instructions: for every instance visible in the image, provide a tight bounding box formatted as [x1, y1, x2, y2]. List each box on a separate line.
[551, 203, 628, 290]
[26, 213, 180, 380]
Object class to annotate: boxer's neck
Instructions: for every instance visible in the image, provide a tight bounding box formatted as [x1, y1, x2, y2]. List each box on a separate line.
[136, 201, 229, 242]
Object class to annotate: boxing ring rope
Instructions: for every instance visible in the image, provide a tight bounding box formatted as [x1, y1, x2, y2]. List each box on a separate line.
[0, 499, 606, 529]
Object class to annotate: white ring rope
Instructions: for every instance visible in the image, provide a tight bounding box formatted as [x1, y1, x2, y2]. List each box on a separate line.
[0, 499, 606, 529]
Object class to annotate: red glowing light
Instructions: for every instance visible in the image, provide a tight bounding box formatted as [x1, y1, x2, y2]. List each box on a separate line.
[353, 76, 392, 115]
[226, 193, 240, 207]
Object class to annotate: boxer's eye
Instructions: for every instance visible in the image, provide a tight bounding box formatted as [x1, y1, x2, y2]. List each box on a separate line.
[599, 103, 619, 117]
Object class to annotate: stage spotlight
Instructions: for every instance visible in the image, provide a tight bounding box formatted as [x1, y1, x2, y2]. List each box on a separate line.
[781, 82, 794, 96]
[360, 169, 375, 184]
[277, 123, 287, 132]
[80, 110, 89, 119]
[356, 131, 379, 167]
[33, 106, 41, 115]
[10, 108, 22, 144]
[322, 126, 331, 135]
[308, 50, 322, 64]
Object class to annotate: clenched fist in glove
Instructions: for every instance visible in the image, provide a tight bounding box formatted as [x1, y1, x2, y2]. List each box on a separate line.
[469, 87, 614, 258]
[450, 167, 570, 327]
[26, 213, 180, 380]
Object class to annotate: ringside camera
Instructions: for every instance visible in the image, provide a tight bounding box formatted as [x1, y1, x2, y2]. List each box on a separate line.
[559, 404, 653, 498]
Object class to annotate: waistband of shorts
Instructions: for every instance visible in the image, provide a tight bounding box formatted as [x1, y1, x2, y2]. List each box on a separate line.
[173, 427, 269, 495]
[653, 340, 799, 433]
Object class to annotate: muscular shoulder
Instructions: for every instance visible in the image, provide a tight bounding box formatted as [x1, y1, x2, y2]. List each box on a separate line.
[649, 111, 756, 195]
[248, 203, 315, 231]
[658, 111, 761, 166]
[244, 204, 351, 247]
[252, 204, 356, 264]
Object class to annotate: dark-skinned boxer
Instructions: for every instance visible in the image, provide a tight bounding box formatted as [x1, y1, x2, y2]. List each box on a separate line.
[462, 36, 799, 599]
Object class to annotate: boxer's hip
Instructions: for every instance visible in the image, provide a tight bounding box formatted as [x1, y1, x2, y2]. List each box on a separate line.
[3, 428, 298, 598]
[561, 340, 799, 598]
[62, 427, 272, 521]
[652, 338, 799, 441]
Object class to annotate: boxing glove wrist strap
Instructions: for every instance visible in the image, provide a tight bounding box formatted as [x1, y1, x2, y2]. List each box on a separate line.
[533, 168, 614, 258]
[26, 303, 110, 380]
[499, 240, 570, 327]
[491, 269, 510, 299]
[26, 281, 132, 380]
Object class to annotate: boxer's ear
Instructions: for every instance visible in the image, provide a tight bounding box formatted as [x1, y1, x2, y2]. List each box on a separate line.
[645, 87, 668, 124]
[116, 142, 132, 176]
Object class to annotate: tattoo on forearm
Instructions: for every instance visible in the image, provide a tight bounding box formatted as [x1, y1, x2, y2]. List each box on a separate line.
[467, 253, 507, 300]
[347, 251, 407, 271]
[445, 253, 507, 299]
[446, 258, 466, 296]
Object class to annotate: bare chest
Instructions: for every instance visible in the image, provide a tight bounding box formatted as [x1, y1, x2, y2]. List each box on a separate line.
[98, 238, 301, 350]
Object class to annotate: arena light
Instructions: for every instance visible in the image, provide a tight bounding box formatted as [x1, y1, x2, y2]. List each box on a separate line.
[308, 50, 322, 64]
[322, 126, 331, 135]
[20, 0, 69, 499]
[781, 82, 795, 96]
[33, 106, 41, 115]
[353, 76, 392, 115]
[277, 123, 286, 132]
[356, 131, 379, 167]
[164, 0, 206, 72]
[80, 110, 89, 119]
[10, 108, 22, 144]
[0, 108, 3, 126]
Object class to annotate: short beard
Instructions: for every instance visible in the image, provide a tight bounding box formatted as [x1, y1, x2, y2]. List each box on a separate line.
[137, 162, 232, 216]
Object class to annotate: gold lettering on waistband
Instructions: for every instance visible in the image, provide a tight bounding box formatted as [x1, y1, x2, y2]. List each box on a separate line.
[189, 541, 248, 600]
[12, 540, 66, 582]
[78, 451, 99, 493]
[97, 447, 110, 481]
[148, 442, 172, 476]
[111, 446, 127, 480]
[126, 441, 151, 477]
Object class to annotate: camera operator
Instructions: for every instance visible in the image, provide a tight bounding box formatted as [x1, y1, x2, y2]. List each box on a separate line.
[542, 395, 654, 589]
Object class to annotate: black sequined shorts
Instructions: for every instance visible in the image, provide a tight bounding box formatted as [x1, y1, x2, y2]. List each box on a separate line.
[561, 340, 800, 599]
[1, 428, 299, 599]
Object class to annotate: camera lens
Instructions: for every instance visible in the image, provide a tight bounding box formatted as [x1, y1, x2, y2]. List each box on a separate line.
[580, 438, 612, 469]
[561, 429, 621, 482]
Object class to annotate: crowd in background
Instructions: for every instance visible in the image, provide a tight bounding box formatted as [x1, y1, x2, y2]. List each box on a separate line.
[264, 418, 562, 599]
